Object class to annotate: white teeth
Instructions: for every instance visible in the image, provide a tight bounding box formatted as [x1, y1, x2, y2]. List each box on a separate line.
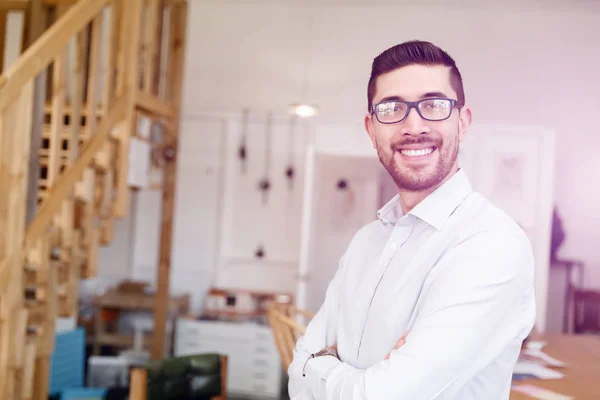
[400, 147, 434, 157]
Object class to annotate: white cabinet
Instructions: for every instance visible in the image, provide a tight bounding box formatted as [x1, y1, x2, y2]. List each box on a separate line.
[175, 319, 282, 398]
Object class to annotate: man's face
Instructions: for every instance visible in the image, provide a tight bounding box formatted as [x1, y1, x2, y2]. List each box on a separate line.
[365, 64, 471, 192]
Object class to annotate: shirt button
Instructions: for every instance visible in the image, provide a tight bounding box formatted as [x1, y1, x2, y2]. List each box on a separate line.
[390, 243, 397, 250]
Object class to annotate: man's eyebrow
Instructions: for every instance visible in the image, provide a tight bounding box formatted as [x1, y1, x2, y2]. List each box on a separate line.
[377, 95, 405, 103]
[376, 92, 450, 104]
[421, 91, 449, 99]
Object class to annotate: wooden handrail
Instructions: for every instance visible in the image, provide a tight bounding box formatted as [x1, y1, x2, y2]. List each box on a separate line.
[135, 90, 175, 118]
[0, 0, 108, 112]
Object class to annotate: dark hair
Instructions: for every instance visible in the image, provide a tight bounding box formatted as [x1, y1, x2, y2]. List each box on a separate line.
[367, 40, 465, 111]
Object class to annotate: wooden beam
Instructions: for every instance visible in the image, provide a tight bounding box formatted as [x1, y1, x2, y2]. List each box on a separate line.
[24, 0, 46, 50]
[23, 92, 128, 249]
[0, 10, 7, 73]
[21, 338, 36, 399]
[25, 0, 48, 226]
[113, 0, 143, 217]
[114, 0, 126, 97]
[31, 357, 49, 400]
[46, 22, 67, 187]
[0, 76, 34, 399]
[0, 293, 12, 398]
[10, 308, 28, 368]
[0, 0, 107, 113]
[129, 368, 147, 400]
[152, 1, 187, 360]
[143, 0, 159, 94]
[86, 13, 102, 135]
[0, 1, 30, 11]
[42, 0, 76, 5]
[135, 90, 174, 118]
[102, 0, 118, 108]
[68, 24, 88, 165]
[156, 4, 169, 99]
[2, 85, 34, 271]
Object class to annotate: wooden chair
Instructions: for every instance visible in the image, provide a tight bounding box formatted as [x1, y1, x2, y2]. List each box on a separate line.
[128, 354, 228, 400]
[573, 289, 600, 334]
[267, 303, 315, 371]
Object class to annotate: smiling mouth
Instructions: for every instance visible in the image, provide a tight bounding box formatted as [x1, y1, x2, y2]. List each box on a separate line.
[399, 146, 436, 157]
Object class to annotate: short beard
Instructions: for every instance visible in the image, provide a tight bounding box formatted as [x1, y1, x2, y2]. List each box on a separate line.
[378, 135, 458, 192]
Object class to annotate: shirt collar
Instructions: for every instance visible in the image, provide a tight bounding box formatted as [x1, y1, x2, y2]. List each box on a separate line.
[377, 169, 473, 230]
[377, 194, 403, 228]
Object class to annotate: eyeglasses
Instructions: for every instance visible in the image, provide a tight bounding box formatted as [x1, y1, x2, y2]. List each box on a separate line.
[371, 98, 460, 124]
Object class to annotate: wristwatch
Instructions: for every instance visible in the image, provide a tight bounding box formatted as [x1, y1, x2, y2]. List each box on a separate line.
[302, 347, 339, 377]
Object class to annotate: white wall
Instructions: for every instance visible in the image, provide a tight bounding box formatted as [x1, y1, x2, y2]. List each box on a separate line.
[96, 196, 136, 282]
[181, 0, 600, 288]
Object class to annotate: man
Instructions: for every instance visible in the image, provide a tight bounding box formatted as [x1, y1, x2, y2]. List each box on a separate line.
[288, 41, 535, 399]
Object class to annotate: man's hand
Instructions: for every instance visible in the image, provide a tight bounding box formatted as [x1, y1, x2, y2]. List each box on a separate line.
[384, 330, 410, 360]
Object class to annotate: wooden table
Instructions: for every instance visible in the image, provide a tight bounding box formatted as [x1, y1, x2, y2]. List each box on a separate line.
[510, 334, 600, 399]
[92, 289, 190, 354]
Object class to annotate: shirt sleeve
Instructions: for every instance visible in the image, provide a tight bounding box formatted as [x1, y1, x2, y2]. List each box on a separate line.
[305, 228, 535, 399]
[288, 253, 347, 399]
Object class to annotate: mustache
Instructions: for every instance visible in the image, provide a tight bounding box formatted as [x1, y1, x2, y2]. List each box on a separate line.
[391, 136, 441, 152]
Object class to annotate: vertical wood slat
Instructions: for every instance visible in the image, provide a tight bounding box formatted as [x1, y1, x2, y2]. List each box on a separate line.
[0, 112, 10, 263]
[0, 6, 26, 262]
[0, 10, 8, 73]
[103, 1, 120, 110]
[115, 0, 127, 97]
[114, 0, 143, 217]
[21, 338, 37, 399]
[13, 82, 37, 400]
[69, 26, 88, 165]
[129, 368, 147, 400]
[66, 230, 81, 316]
[25, 0, 48, 226]
[157, 4, 170, 100]
[10, 308, 28, 368]
[32, 357, 50, 400]
[86, 13, 102, 136]
[0, 295, 11, 399]
[152, 1, 187, 360]
[46, 5, 70, 189]
[143, 0, 159, 94]
[0, 77, 35, 400]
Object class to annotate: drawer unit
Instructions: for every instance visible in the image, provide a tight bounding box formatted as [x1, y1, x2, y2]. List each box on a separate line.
[175, 319, 283, 398]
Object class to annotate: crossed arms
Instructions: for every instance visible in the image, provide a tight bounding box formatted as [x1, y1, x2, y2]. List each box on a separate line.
[288, 230, 535, 399]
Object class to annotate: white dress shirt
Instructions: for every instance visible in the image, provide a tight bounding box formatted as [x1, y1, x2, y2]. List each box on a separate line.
[288, 169, 536, 399]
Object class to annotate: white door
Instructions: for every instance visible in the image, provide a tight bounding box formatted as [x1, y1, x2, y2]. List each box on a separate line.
[296, 146, 382, 313]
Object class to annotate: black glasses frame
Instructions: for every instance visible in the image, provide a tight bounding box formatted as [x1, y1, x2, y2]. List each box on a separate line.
[371, 98, 460, 124]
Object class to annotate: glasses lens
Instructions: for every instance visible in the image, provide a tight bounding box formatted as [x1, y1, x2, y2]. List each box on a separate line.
[375, 101, 407, 123]
[419, 99, 452, 120]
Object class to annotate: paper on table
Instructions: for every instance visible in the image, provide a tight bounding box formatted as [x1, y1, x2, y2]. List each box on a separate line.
[512, 384, 573, 400]
[526, 340, 547, 351]
[513, 361, 565, 379]
[523, 349, 566, 367]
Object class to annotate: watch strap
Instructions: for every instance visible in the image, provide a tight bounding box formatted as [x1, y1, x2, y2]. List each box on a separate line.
[302, 348, 339, 377]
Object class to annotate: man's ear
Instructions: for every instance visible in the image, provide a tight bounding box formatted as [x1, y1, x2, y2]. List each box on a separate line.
[364, 114, 377, 149]
[458, 105, 472, 142]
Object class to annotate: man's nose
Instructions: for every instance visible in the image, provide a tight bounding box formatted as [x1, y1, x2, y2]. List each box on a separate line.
[402, 107, 430, 136]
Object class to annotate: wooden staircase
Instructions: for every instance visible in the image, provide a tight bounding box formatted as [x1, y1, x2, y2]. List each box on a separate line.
[0, 0, 187, 398]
